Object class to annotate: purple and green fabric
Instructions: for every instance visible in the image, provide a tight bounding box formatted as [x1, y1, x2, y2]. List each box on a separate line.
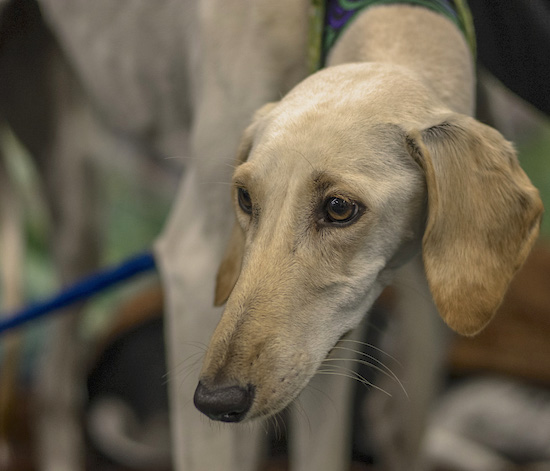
[308, 0, 476, 73]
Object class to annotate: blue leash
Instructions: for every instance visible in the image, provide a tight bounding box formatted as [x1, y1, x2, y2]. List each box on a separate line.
[0, 252, 157, 335]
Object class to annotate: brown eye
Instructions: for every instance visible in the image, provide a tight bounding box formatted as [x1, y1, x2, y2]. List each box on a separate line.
[238, 187, 252, 214]
[325, 197, 359, 224]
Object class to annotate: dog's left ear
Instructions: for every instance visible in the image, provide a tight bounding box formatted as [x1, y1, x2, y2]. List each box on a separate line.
[407, 114, 543, 336]
[214, 102, 278, 306]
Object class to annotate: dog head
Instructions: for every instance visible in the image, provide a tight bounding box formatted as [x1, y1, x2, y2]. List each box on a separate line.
[194, 63, 543, 422]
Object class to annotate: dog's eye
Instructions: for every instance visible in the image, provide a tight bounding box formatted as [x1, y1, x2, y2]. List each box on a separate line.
[324, 197, 360, 224]
[237, 187, 253, 214]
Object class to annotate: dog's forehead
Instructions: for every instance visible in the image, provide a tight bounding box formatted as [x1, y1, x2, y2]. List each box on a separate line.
[280, 62, 441, 122]
[248, 106, 409, 175]
[238, 63, 439, 190]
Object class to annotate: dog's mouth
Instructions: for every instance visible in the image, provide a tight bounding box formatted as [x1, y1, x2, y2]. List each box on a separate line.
[193, 333, 351, 423]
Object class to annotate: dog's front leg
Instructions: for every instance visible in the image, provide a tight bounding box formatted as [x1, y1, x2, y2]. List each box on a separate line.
[290, 326, 366, 471]
[156, 166, 266, 471]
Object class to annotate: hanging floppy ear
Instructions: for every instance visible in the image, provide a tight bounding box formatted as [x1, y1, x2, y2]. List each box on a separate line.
[214, 102, 278, 306]
[406, 114, 543, 336]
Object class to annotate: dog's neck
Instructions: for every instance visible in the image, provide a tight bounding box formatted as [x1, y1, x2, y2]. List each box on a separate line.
[327, 4, 475, 115]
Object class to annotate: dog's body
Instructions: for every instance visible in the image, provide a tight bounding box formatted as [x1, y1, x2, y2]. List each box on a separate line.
[0, 1, 542, 470]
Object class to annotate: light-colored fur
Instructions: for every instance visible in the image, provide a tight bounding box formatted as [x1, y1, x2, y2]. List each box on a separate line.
[171, 5, 541, 470]
[2, 1, 542, 470]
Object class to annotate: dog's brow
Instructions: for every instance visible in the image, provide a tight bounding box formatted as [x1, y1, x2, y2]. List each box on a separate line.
[312, 170, 341, 192]
[233, 165, 253, 186]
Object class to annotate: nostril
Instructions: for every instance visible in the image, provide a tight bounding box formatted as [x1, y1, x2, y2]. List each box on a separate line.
[193, 381, 255, 423]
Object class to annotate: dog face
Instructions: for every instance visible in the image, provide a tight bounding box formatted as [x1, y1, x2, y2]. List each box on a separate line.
[194, 63, 542, 422]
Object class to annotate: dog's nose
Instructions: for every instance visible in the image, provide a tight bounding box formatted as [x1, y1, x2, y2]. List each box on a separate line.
[193, 381, 254, 422]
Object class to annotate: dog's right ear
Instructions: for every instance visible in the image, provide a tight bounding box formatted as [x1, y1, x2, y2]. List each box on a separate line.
[214, 102, 278, 306]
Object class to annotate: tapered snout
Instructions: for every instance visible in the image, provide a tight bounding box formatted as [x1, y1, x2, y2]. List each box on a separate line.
[193, 381, 255, 422]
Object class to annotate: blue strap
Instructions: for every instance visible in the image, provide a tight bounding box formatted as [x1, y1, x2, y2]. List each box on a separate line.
[0, 252, 157, 335]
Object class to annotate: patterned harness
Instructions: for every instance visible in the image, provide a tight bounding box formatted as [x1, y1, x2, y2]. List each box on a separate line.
[309, 0, 476, 73]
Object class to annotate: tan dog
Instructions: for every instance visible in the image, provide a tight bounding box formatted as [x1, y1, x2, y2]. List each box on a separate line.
[196, 61, 542, 421]
[175, 5, 542, 470]
[2, 2, 542, 471]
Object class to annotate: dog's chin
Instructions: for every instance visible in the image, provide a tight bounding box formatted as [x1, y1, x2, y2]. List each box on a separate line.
[245, 388, 304, 422]
[244, 344, 346, 422]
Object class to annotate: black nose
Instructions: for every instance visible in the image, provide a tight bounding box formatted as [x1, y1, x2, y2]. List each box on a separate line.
[193, 381, 254, 422]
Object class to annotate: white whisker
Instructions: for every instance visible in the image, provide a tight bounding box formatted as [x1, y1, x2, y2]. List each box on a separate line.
[270, 412, 286, 441]
[199, 181, 234, 186]
[328, 346, 408, 398]
[336, 338, 403, 366]
[317, 364, 392, 397]
[292, 398, 312, 437]
[223, 162, 238, 170]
